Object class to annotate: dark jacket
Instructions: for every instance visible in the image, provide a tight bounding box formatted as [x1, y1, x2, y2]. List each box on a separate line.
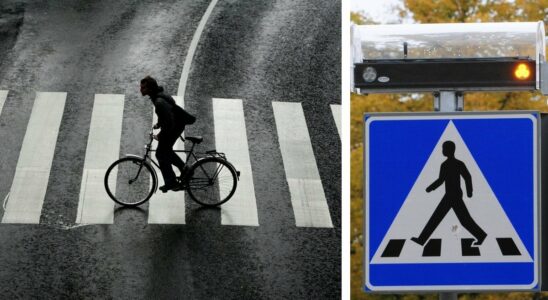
[150, 91, 184, 139]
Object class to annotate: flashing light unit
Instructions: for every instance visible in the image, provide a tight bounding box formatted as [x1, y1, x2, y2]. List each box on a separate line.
[351, 22, 548, 94]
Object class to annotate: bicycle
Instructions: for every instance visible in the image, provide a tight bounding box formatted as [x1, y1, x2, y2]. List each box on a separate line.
[104, 128, 240, 207]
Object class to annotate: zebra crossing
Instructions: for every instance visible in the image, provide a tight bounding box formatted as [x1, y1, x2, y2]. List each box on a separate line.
[0, 90, 6, 115]
[273, 102, 334, 228]
[0, 90, 340, 228]
[147, 96, 187, 224]
[330, 104, 341, 139]
[76, 94, 124, 224]
[2, 92, 66, 224]
[213, 98, 259, 226]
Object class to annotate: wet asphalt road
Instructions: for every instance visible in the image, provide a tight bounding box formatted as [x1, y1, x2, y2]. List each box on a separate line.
[0, 1, 340, 299]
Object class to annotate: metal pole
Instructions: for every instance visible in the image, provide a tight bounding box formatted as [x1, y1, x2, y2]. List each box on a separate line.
[439, 292, 458, 300]
[434, 91, 463, 112]
[435, 91, 461, 300]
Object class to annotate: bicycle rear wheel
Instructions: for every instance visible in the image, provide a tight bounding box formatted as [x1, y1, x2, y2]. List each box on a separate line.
[104, 156, 156, 207]
[187, 157, 237, 207]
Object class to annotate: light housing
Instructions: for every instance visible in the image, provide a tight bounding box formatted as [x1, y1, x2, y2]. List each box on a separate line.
[354, 57, 536, 92]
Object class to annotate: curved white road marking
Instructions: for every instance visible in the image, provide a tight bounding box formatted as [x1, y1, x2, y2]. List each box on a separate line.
[177, 0, 219, 99]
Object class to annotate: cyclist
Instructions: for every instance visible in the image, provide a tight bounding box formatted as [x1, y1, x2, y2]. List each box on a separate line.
[140, 76, 193, 193]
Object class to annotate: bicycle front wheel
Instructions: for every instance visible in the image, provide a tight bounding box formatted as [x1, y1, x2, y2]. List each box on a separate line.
[104, 156, 157, 207]
[187, 157, 238, 207]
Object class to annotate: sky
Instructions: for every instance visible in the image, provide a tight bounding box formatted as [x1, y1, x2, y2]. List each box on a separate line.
[351, 0, 408, 24]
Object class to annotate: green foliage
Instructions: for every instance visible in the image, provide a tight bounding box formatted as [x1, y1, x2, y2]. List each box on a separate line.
[402, 0, 548, 24]
[351, 12, 368, 25]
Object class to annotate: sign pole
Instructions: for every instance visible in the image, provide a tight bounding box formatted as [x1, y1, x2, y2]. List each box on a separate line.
[439, 292, 457, 300]
[434, 91, 463, 112]
[436, 90, 461, 300]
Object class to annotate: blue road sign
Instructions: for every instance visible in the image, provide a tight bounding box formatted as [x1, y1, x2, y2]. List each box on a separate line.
[364, 112, 539, 292]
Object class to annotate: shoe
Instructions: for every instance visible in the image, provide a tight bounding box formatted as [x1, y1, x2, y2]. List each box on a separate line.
[410, 237, 426, 246]
[472, 234, 487, 246]
[159, 185, 170, 193]
[159, 183, 179, 193]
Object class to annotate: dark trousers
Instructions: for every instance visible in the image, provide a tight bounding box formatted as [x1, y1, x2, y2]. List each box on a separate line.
[416, 195, 486, 243]
[156, 130, 185, 186]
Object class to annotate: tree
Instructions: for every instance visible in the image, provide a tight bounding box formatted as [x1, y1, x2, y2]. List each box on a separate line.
[402, 0, 548, 24]
[351, 12, 366, 25]
[351, 11, 375, 25]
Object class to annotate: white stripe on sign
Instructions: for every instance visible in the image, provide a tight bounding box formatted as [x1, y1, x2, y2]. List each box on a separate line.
[213, 98, 259, 226]
[0, 90, 8, 115]
[272, 102, 333, 228]
[147, 95, 186, 224]
[76, 94, 124, 224]
[330, 104, 341, 138]
[2, 92, 67, 223]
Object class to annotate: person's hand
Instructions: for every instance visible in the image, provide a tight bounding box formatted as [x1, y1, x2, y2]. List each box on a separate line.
[467, 191, 473, 198]
[153, 134, 159, 141]
[153, 123, 160, 129]
[426, 186, 433, 193]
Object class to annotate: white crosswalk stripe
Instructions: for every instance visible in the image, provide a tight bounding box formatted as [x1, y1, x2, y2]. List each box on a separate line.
[76, 94, 124, 224]
[0, 90, 7, 116]
[2, 92, 67, 224]
[0, 91, 338, 227]
[147, 95, 186, 224]
[272, 102, 334, 228]
[213, 98, 259, 226]
[330, 104, 341, 138]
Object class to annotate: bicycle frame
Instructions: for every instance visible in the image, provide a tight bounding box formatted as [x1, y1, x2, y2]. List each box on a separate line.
[144, 136, 198, 168]
[124, 130, 235, 194]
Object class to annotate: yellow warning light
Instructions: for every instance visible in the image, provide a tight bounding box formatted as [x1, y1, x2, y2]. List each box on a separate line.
[514, 63, 531, 80]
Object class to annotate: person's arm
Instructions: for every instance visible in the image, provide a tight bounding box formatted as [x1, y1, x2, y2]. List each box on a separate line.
[426, 165, 444, 192]
[461, 162, 473, 198]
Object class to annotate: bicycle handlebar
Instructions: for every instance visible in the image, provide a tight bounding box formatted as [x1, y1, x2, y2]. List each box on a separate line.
[147, 127, 186, 144]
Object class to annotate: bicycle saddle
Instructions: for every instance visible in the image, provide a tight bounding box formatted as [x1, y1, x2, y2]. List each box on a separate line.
[186, 136, 203, 144]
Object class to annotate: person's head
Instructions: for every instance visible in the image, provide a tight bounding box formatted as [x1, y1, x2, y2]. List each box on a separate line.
[442, 140, 455, 157]
[140, 76, 160, 96]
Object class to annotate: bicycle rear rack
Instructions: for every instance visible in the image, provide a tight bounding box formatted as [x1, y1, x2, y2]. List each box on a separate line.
[204, 150, 239, 179]
[205, 149, 226, 159]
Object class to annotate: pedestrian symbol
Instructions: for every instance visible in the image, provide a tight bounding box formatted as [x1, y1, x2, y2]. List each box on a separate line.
[411, 139, 487, 248]
[365, 113, 538, 291]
